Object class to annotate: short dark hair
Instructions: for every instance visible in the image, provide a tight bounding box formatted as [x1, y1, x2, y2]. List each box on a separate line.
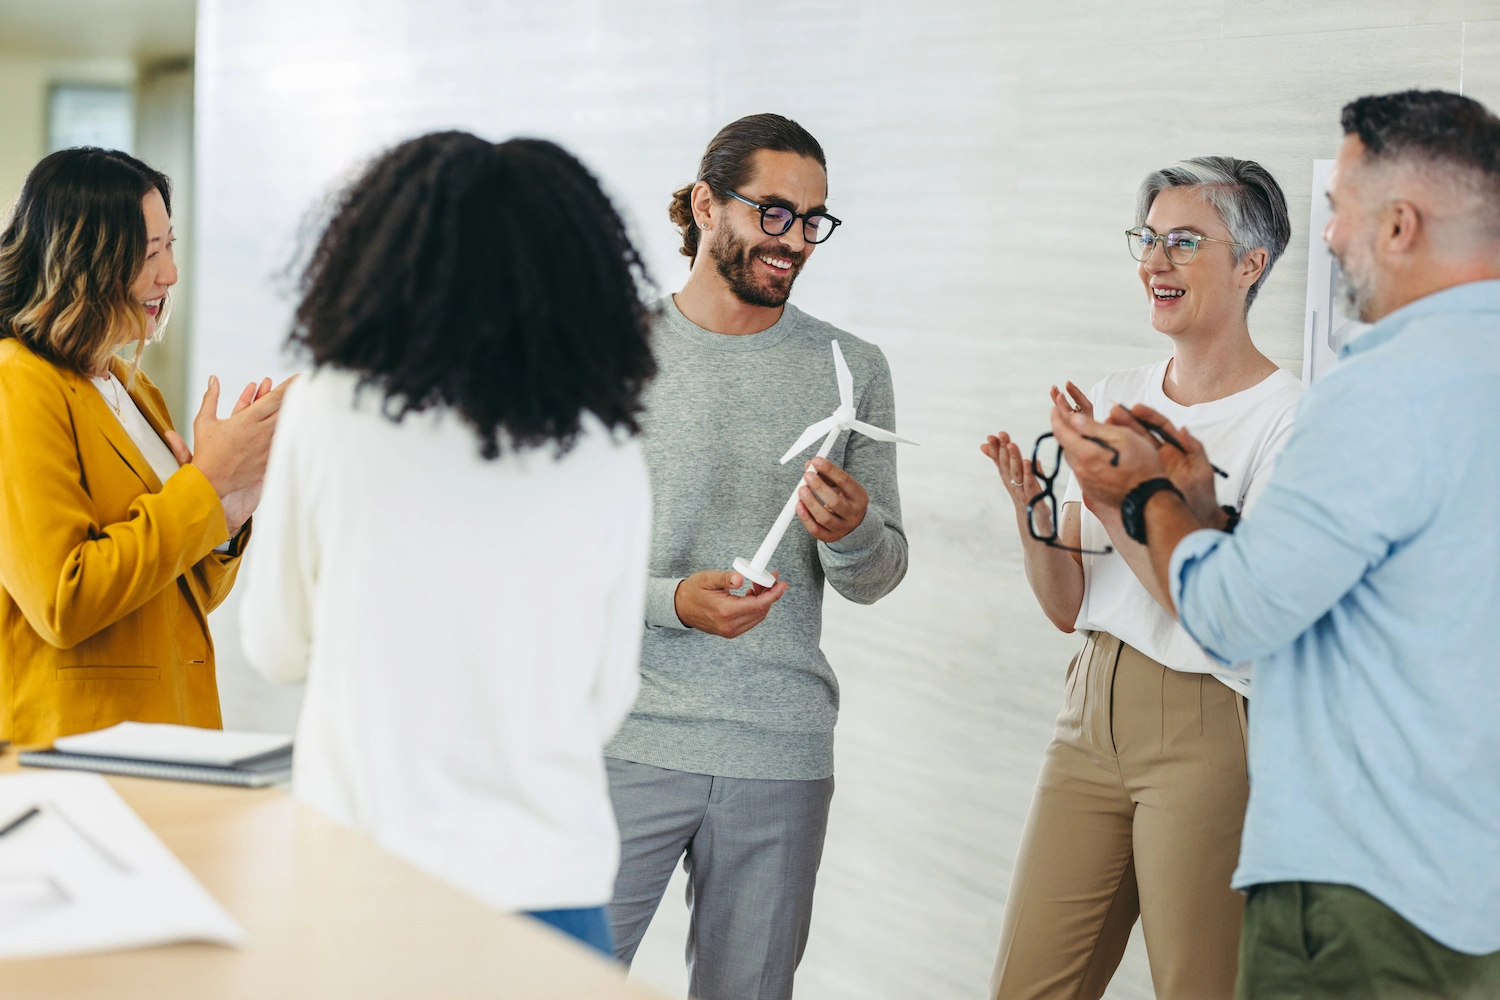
[0, 147, 172, 378]
[669, 113, 826, 264]
[291, 131, 657, 459]
[1341, 90, 1500, 236]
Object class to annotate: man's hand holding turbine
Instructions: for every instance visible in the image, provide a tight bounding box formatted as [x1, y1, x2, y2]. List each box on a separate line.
[673, 569, 788, 639]
[732, 340, 915, 589]
[676, 340, 912, 640]
[795, 456, 869, 543]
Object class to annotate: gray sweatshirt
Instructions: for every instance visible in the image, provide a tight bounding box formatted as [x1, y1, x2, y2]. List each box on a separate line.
[604, 297, 908, 780]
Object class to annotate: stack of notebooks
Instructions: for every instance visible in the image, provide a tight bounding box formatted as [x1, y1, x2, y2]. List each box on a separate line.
[19, 722, 293, 788]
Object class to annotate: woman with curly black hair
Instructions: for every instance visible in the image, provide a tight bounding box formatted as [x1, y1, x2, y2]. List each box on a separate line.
[239, 131, 657, 954]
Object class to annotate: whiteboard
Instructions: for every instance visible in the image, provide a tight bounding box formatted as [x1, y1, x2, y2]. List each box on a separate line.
[1303, 159, 1370, 384]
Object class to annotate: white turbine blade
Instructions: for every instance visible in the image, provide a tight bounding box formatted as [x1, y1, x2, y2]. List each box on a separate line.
[831, 340, 854, 409]
[848, 420, 918, 446]
[779, 416, 840, 464]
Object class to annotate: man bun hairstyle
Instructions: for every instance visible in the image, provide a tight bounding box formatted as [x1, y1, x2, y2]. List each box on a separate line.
[291, 131, 657, 460]
[1340, 89, 1500, 240]
[1137, 156, 1291, 311]
[669, 113, 826, 265]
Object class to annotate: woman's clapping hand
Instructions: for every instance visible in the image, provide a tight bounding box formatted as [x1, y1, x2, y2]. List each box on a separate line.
[165, 375, 295, 535]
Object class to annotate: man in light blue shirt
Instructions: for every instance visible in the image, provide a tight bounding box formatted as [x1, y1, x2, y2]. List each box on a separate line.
[1053, 90, 1500, 999]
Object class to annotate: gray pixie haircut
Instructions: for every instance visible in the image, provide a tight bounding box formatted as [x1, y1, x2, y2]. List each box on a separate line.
[1135, 156, 1291, 310]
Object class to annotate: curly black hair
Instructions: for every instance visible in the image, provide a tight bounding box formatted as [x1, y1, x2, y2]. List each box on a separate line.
[290, 131, 657, 459]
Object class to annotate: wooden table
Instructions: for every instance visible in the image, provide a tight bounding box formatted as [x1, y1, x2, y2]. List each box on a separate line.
[0, 750, 668, 999]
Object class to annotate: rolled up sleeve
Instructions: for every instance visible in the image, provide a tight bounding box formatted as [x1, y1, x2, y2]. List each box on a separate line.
[1169, 529, 1237, 665]
[1168, 367, 1429, 666]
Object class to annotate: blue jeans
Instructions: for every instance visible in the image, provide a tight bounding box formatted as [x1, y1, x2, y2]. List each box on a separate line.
[526, 906, 614, 956]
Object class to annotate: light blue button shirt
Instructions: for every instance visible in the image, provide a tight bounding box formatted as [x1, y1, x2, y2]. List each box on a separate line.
[1169, 280, 1500, 955]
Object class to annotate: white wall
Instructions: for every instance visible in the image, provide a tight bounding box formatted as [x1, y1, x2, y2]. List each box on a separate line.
[193, 4, 1500, 997]
[0, 0, 195, 212]
[135, 62, 197, 425]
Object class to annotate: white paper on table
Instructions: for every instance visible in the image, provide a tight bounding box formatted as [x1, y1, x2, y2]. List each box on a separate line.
[0, 771, 245, 959]
[54, 721, 292, 767]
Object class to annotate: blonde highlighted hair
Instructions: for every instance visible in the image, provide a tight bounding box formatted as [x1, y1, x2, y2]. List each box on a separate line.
[0, 147, 172, 385]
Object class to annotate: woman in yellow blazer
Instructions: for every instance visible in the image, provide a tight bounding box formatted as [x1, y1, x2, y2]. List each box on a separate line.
[0, 148, 288, 744]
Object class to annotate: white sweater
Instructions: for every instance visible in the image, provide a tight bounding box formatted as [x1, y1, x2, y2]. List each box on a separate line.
[239, 368, 649, 912]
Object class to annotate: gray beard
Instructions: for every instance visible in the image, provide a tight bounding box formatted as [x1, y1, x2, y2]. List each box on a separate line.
[1332, 254, 1377, 323]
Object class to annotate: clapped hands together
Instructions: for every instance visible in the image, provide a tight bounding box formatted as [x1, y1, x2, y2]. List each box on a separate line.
[165, 374, 296, 537]
[984, 381, 1223, 526]
[1050, 400, 1226, 529]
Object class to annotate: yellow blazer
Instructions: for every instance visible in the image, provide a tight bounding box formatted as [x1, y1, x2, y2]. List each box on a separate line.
[0, 339, 245, 744]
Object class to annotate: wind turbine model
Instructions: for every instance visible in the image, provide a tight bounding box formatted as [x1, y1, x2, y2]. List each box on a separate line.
[732, 340, 916, 589]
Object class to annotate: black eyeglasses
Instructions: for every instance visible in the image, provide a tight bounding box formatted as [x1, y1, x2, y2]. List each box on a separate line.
[723, 190, 842, 245]
[1027, 432, 1115, 556]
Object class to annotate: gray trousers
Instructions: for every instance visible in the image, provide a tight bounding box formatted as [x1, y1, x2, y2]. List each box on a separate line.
[605, 757, 835, 1000]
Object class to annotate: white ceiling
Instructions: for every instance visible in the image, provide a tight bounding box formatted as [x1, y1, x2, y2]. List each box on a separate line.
[0, 0, 195, 60]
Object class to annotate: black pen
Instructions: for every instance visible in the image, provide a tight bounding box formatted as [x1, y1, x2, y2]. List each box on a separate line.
[0, 805, 39, 838]
[1113, 405, 1230, 479]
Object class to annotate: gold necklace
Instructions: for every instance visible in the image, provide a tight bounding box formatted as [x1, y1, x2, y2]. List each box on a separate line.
[100, 372, 124, 416]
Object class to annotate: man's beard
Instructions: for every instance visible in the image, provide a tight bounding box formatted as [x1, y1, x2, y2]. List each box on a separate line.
[709, 226, 805, 308]
[1331, 241, 1379, 323]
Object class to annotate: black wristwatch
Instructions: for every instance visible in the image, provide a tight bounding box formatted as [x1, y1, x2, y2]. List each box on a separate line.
[1120, 478, 1183, 545]
[1220, 505, 1241, 533]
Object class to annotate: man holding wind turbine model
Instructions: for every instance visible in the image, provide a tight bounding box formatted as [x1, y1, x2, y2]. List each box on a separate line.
[603, 114, 909, 999]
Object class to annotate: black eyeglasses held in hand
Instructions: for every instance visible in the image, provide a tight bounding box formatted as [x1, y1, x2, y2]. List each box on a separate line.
[723, 190, 842, 245]
[1027, 432, 1116, 556]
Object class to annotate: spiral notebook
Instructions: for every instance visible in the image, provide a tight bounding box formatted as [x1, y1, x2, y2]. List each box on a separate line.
[19, 723, 292, 788]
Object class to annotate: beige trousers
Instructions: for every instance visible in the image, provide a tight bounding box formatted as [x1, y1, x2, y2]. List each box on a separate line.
[991, 632, 1250, 1000]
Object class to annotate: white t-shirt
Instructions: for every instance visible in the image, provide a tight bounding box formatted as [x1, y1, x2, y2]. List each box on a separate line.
[1063, 359, 1303, 695]
[91, 374, 180, 484]
[238, 368, 651, 912]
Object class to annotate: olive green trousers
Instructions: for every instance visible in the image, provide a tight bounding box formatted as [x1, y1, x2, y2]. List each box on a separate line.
[1237, 881, 1500, 1000]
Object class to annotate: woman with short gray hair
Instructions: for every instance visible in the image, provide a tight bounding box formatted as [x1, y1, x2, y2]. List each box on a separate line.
[980, 156, 1303, 1000]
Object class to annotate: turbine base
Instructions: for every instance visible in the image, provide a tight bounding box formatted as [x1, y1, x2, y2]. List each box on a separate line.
[731, 557, 777, 589]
